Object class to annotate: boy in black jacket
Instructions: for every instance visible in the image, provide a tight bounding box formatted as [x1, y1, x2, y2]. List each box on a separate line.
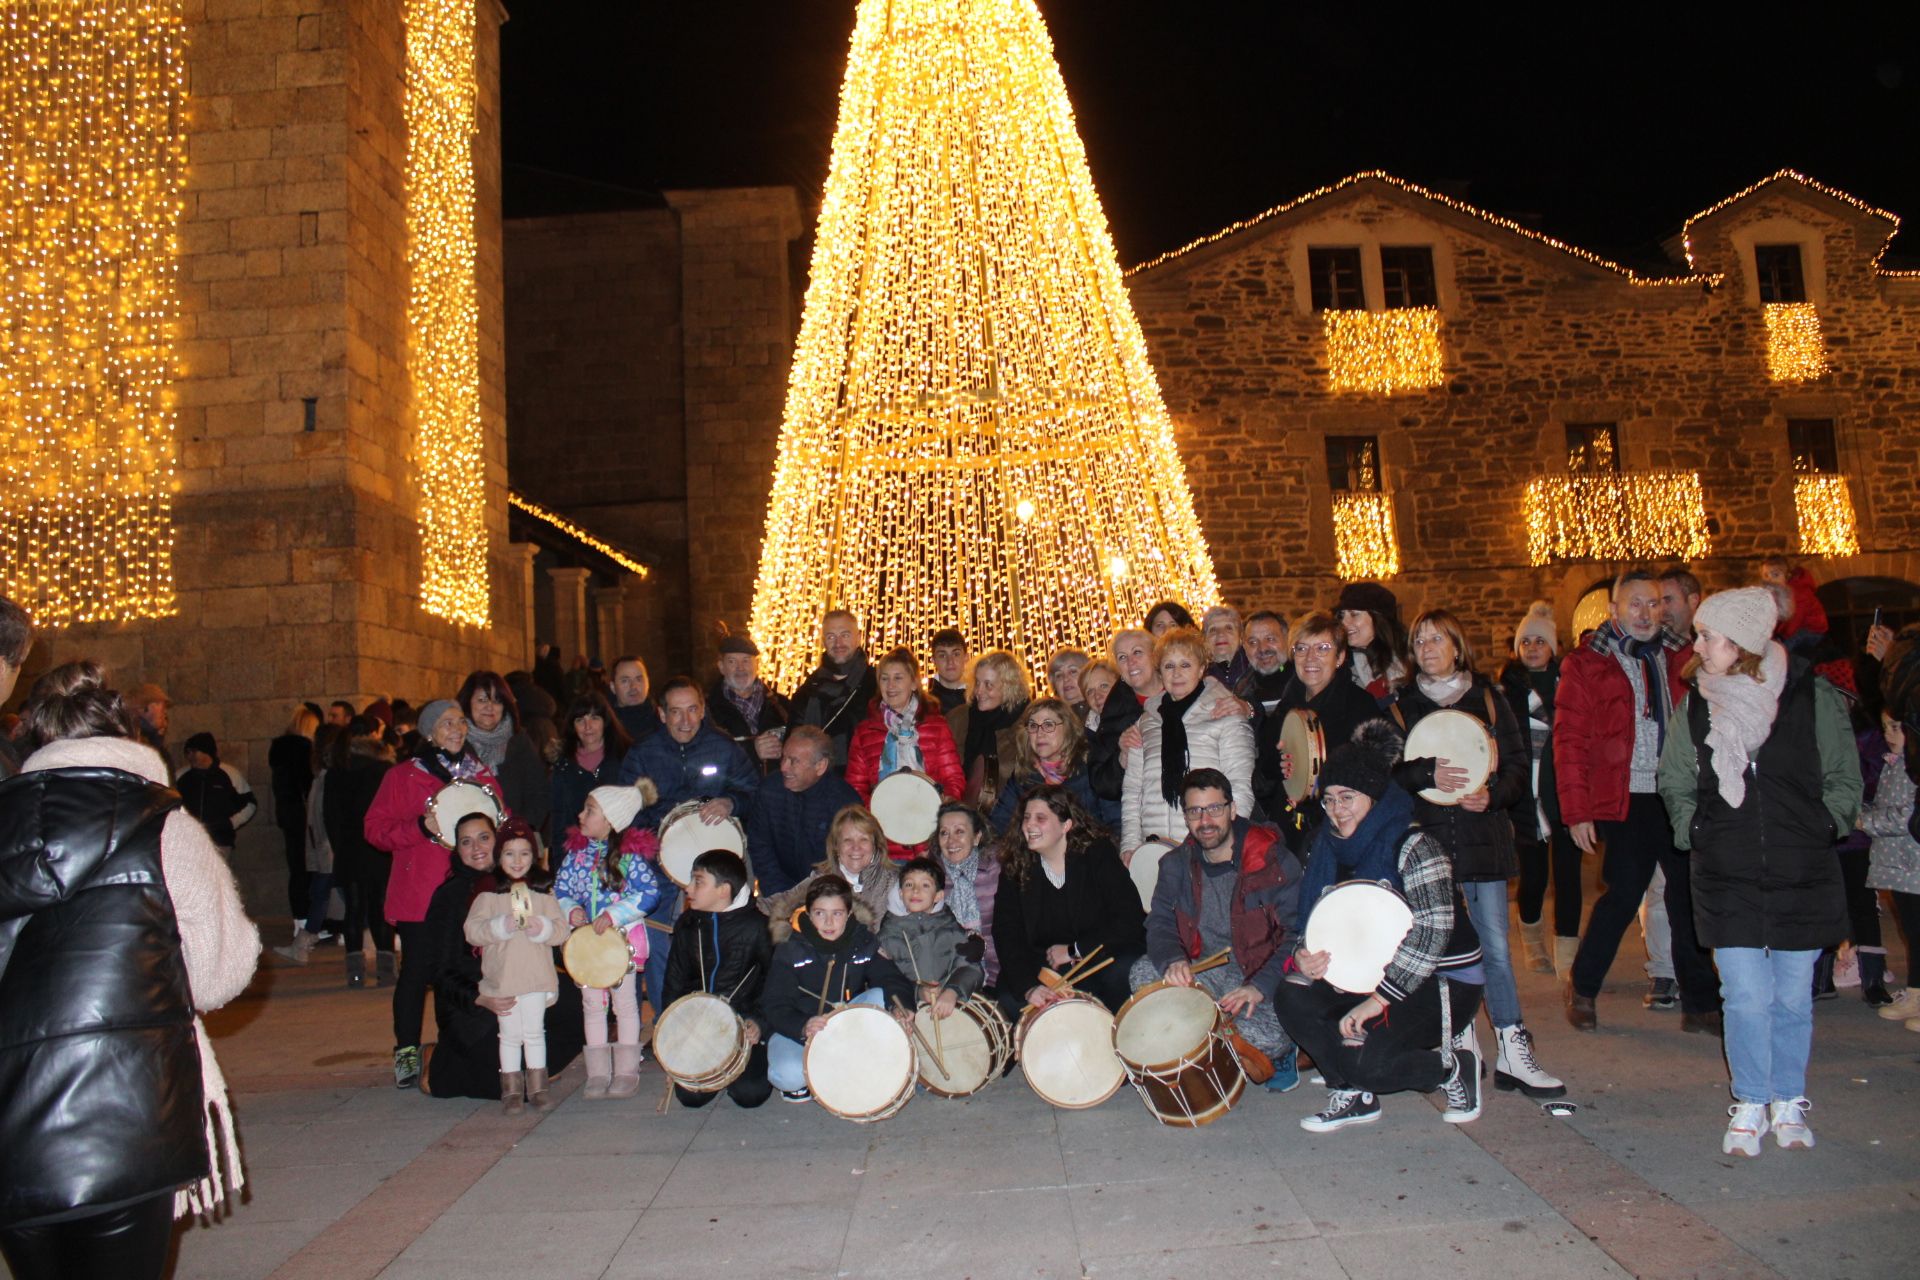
[662, 850, 774, 1109]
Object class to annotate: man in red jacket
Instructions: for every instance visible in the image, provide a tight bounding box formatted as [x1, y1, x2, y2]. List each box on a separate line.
[1555, 569, 1721, 1033]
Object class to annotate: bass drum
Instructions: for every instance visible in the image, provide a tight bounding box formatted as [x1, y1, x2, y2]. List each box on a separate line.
[804, 1004, 917, 1123]
[1112, 982, 1247, 1128]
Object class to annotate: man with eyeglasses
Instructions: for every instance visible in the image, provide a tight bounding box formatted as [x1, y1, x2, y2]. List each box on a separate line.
[1252, 613, 1379, 848]
[1130, 767, 1305, 1091]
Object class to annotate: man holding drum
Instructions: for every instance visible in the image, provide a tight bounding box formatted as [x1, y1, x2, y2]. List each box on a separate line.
[1130, 768, 1304, 1091]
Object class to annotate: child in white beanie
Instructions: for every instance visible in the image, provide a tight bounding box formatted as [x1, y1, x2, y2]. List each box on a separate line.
[553, 778, 662, 1099]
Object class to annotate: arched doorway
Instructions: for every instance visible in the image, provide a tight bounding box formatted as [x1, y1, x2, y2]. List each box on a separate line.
[1570, 575, 1615, 645]
[1815, 576, 1920, 654]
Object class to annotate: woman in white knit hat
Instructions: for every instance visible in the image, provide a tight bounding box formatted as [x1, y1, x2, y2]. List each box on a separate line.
[1657, 586, 1862, 1157]
[1500, 601, 1582, 976]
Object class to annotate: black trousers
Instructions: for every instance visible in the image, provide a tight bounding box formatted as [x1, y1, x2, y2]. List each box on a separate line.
[344, 859, 394, 955]
[1838, 847, 1882, 948]
[0, 1194, 174, 1280]
[1570, 794, 1719, 1012]
[1891, 891, 1920, 961]
[674, 1042, 772, 1110]
[278, 822, 309, 918]
[1274, 976, 1482, 1097]
[391, 919, 434, 1049]
[1517, 827, 1584, 936]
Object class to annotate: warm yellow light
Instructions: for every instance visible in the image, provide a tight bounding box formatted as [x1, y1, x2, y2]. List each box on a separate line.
[405, 0, 489, 627]
[748, 0, 1218, 688]
[1524, 472, 1711, 565]
[1331, 491, 1400, 578]
[508, 491, 650, 577]
[0, 0, 184, 627]
[1794, 472, 1858, 557]
[1764, 302, 1828, 383]
[1324, 308, 1444, 394]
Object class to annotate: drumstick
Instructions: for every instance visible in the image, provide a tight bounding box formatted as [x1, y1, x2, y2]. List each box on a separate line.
[798, 986, 850, 1010]
[641, 918, 673, 934]
[815, 958, 836, 1016]
[1060, 956, 1114, 989]
[1191, 948, 1233, 975]
[655, 1073, 674, 1115]
[892, 995, 949, 1078]
[724, 964, 758, 1005]
[902, 941, 946, 1063]
[1056, 944, 1103, 987]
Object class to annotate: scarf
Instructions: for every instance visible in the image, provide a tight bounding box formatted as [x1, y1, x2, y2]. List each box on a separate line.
[1157, 683, 1206, 806]
[879, 701, 924, 777]
[419, 747, 482, 783]
[724, 679, 767, 729]
[1593, 621, 1676, 747]
[1295, 783, 1415, 934]
[1037, 758, 1067, 785]
[943, 846, 983, 930]
[962, 700, 1019, 769]
[1415, 670, 1472, 708]
[1697, 641, 1788, 809]
[465, 715, 515, 770]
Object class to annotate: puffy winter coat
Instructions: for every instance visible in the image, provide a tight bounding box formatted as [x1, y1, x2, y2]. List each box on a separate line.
[548, 748, 622, 853]
[1087, 687, 1145, 803]
[877, 909, 983, 999]
[1389, 676, 1528, 881]
[846, 693, 968, 817]
[664, 899, 776, 1041]
[1122, 678, 1256, 856]
[988, 762, 1106, 836]
[759, 855, 899, 943]
[761, 915, 913, 1044]
[743, 770, 862, 896]
[364, 752, 508, 925]
[1552, 632, 1691, 826]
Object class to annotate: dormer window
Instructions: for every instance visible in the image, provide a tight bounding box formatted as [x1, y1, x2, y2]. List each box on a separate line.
[1307, 247, 1365, 311]
[1380, 246, 1437, 309]
[1754, 244, 1807, 303]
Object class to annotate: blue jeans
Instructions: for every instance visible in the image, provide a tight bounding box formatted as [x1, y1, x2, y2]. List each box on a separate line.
[767, 988, 885, 1092]
[641, 881, 681, 1018]
[1715, 947, 1818, 1103]
[1461, 880, 1522, 1028]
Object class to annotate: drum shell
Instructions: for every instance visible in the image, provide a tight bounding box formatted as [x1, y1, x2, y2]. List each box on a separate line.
[1112, 983, 1247, 1129]
[560, 924, 643, 989]
[1279, 709, 1326, 805]
[652, 993, 750, 1092]
[657, 800, 748, 889]
[1403, 709, 1496, 806]
[1015, 992, 1126, 1109]
[805, 1005, 917, 1123]
[914, 995, 1012, 1099]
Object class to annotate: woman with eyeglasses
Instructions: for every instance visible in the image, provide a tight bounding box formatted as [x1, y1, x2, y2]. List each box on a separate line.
[987, 697, 1111, 834]
[1252, 612, 1380, 846]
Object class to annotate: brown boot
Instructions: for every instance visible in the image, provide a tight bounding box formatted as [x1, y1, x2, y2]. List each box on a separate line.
[525, 1067, 554, 1112]
[607, 1043, 643, 1099]
[1566, 988, 1597, 1031]
[1520, 921, 1553, 975]
[1681, 1009, 1724, 1037]
[500, 1071, 525, 1116]
[583, 1045, 613, 1100]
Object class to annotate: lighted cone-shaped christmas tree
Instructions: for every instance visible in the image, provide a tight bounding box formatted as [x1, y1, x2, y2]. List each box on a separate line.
[749, 0, 1218, 688]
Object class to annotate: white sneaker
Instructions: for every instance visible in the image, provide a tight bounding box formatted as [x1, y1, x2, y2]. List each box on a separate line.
[1723, 1101, 1769, 1157]
[1769, 1098, 1813, 1149]
[1877, 988, 1920, 1021]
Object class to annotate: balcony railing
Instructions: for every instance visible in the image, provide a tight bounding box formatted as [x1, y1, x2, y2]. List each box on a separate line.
[1524, 470, 1710, 565]
[1331, 490, 1400, 578]
[1323, 307, 1444, 394]
[1794, 472, 1859, 557]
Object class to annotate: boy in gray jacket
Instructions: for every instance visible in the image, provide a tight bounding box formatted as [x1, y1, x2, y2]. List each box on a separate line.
[878, 857, 984, 1019]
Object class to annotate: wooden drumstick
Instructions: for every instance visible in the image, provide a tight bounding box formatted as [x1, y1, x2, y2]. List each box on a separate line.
[903, 941, 947, 1064]
[641, 918, 674, 934]
[1190, 947, 1233, 975]
[724, 964, 758, 1005]
[1056, 944, 1104, 987]
[892, 995, 949, 1078]
[656, 1072, 675, 1115]
[815, 958, 836, 1016]
[1060, 956, 1114, 989]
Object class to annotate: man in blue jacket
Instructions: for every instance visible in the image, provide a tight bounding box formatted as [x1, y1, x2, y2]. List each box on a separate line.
[745, 726, 861, 896]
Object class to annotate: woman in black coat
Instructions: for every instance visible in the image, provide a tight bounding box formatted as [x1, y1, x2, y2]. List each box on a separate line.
[1498, 602, 1581, 974]
[323, 718, 397, 988]
[991, 784, 1144, 1022]
[547, 691, 631, 851]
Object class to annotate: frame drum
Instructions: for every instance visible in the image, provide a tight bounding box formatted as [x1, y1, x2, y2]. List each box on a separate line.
[1402, 709, 1495, 806]
[1279, 708, 1327, 805]
[914, 995, 1012, 1098]
[426, 781, 504, 848]
[1302, 881, 1415, 994]
[657, 799, 747, 889]
[805, 1004, 917, 1122]
[562, 924, 641, 990]
[870, 770, 943, 846]
[652, 993, 749, 1092]
[1016, 992, 1125, 1109]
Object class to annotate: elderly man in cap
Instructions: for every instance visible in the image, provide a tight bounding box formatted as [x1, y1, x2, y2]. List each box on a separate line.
[704, 632, 790, 780]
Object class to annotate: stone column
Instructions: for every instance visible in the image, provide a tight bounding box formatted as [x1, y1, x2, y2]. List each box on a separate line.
[509, 542, 539, 668]
[546, 567, 592, 669]
[592, 584, 626, 665]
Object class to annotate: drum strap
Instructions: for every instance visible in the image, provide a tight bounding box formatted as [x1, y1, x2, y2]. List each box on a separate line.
[1389, 688, 1499, 731]
[1437, 974, 1455, 1073]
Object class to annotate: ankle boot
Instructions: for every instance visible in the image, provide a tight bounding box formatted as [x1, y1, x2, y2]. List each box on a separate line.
[1812, 950, 1837, 1000]
[1566, 987, 1597, 1031]
[500, 1071, 525, 1116]
[1494, 1024, 1566, 1098]
[1520, 921, 1553, 974]
[345, 951, 367, 988]
[607, 1043, 643, 1099]
[375, 951, 397, 988]
[526, 1067, 554, 1111]
[1553, 936, 1579, 977]
[1860, 950, 1892, 1006]
[583, 1045, 613, 1100]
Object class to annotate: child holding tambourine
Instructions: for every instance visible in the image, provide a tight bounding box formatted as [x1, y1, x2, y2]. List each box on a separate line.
[554, 780, 661, 1100]
[463, 817, 569, 1114]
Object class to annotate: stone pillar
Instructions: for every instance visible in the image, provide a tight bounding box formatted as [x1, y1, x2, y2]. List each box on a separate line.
[509, 541, 538, 668]
[592, 584, 626, 665]
[547, 567, 592, 668]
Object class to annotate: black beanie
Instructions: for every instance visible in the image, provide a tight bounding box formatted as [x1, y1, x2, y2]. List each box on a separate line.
[1317, 742, 1390, 800]
[185, 731, 219, 761]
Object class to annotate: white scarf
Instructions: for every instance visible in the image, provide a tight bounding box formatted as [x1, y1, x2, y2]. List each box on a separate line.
[1415, 670, 1472, 707]
[1697, 641, 1788, 809]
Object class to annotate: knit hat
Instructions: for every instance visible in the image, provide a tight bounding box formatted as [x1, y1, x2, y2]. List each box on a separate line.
[1333, 581, 1399, 622]
[718, 633, 760, 657]
[184, 731, 218, 760]
[590, 780, 655, 833]
[1694, 587, 1778, 657]
[1514, 600, 1558, 655]
[417, 698, 459, 741]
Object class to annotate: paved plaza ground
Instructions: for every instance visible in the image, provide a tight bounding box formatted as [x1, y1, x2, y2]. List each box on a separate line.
[33, 906, 1920, 1280]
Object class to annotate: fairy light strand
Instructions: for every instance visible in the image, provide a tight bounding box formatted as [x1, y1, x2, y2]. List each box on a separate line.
[1331, 491, 1400, 578]
[1524, 471, 1711, 566]
[405, 0, 489, 627]
[1681, 168, 1906, 277]
[1324, 307, 1444, 394]
[748, 0, 1219, 690]
[1794, 472, 1859, 558]
[0, 0, 184, 627]
[1763, 302, 1829, 382]
[508, 491, 649, 577]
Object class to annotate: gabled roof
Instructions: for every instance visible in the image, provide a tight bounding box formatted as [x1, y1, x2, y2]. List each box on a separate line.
[1126, 170, 1716, 287]
[1679, 168, 1909, 277]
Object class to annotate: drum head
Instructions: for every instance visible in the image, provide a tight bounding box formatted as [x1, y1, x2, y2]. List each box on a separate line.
[654, 994, 742, 1080]
[1303, 882, 1415, 994]
[1113, 984, 1219, 1069]
[1128, 842, 1167, 913]
[562, 927, 635, 990]
[1279, 709, 1326, 804]
[1020, 998, 1125, 1108]
[1403, 709, 1494, 806]
[914, 1003, 994, 1094]
[658, 801, 746, 888]
[428, 781, 503, 848]
[806, 1006, 915, 1118]
[871, 771, 941, 845]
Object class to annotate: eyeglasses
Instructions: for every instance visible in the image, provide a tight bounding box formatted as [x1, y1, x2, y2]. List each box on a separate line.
[1027, 719, 1065, 732]
[1411, 633, 1450, 649]
[1182, 801, 1231, 820]
[1291, 642, 1335, 656]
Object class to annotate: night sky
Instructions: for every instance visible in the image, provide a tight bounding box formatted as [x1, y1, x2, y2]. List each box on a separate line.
[500, 3, 1920, 270]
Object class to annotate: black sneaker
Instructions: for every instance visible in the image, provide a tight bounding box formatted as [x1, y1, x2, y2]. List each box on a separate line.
[1442, 1049, 1481, 1123]
[1299, 1089, 1380, 1132]
[781, 1087, 812, 1104]
[1642, 977, 1678, 1010]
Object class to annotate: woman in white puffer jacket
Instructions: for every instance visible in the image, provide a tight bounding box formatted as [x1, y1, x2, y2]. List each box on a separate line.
[1122, 627, 1257, 864]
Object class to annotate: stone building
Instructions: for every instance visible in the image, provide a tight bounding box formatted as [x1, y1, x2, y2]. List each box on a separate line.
[1125, 169, 1920, 662]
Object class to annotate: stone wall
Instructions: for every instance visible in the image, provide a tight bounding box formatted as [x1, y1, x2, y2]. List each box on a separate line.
[1126, 176, 1920, 667]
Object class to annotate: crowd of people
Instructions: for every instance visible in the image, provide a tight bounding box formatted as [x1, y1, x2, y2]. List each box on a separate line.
[4, 554, 1920, 1273]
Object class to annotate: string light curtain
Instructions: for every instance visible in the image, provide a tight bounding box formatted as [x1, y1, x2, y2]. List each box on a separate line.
[1794, 472, 1859, 557]
[1331, 491, 1400, 578]
[1764, 302, 1828, 383]
[1324, 307, 1444, 394]
[748, 0, 1218, 688]
[0, 0, 184, 627]
[1524, 471, 1710, 565]
[405, 0, 488, 626]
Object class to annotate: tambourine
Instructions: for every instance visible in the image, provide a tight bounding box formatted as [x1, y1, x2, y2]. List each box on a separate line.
[1279, 708, 1326, 804]
[426, 780, 505, 847]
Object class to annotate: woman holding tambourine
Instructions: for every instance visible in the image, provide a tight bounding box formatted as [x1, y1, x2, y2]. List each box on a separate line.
[1273, 727, 1485, 1132]
[1387, 608, 1562, 1100]
[363, 698, 508, 1091]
